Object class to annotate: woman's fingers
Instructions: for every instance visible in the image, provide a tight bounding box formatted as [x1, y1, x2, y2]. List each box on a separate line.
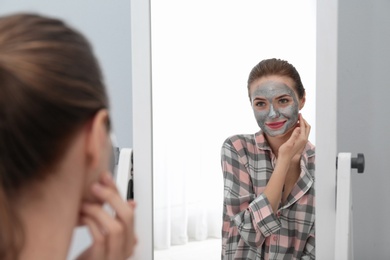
[98, 174, 133, 222]
[279, 126, 300, 157]
[298, 114, 305, 133]
[77, 172, 137, 260]
[91, 174, 137, 257]
[299, 115, 311, 136]
[297, 115, 310, 142]
[101, 172, 119, 190]
[295, 114, 311, 156]
[92, 179, 134, 233]
[81, 203, 125, 260]
[278, 114, 311, 164]
[128, 200, 136, 209]
[77, 216, 106, 260]
[290, 126, 301, 141]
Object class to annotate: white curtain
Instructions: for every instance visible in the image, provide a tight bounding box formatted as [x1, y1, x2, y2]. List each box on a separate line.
[151, 0, 317, 250]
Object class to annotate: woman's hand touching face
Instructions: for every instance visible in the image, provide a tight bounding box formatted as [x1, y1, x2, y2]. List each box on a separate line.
[77, 172, 137, 260]
[278, 114, 311, 164]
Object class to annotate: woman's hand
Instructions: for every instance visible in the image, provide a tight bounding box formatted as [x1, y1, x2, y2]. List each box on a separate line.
[278, 114, 311, 165]
[77, 172, 137, 260]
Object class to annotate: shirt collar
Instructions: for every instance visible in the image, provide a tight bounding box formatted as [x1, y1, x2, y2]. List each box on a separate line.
[254, 130, 315, 159]
[254, 130, 272, 151]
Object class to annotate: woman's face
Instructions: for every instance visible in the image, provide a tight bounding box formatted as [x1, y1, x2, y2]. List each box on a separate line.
[249, 75, 303, 137]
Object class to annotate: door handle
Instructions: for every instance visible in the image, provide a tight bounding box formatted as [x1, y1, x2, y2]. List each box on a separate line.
[336, 153, 365, 174]
[351, 153, 364, 173]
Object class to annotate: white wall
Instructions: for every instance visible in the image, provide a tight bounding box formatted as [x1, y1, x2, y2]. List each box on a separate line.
[0, 1, 133, 258]
[0, 0, 133, 148]
[337, 0, 390, 259]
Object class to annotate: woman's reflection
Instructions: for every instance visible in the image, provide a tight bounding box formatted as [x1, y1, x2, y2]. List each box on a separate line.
[221, 58, 315, 259]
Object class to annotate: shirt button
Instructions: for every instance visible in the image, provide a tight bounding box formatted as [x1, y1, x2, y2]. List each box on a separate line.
[277, 211, 281, 217]
[273, 236, 278, 242]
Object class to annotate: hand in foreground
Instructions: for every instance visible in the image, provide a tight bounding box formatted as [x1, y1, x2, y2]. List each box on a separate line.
[77, 172, 137, 260]
[278, 114, 311, 164]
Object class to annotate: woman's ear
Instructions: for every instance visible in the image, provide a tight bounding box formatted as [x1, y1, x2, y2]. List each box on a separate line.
[85, 109, 110, 171]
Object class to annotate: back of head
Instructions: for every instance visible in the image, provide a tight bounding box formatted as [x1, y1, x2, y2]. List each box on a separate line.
[0, 13, 109, 259]
[247, 58, 305, 99]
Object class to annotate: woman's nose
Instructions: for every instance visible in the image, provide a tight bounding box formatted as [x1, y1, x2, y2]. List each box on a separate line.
[268, 105, 280, 119]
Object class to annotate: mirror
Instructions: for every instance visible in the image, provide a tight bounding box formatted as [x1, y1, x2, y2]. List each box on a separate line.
[150, 1, 316, 258]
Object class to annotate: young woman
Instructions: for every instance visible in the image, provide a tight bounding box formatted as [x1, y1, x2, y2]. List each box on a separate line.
[221, 58, 315, 259]
[0, 13, 136, 260]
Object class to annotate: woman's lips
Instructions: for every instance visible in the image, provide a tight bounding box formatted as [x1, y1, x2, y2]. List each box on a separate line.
[265, 121, 286, 130]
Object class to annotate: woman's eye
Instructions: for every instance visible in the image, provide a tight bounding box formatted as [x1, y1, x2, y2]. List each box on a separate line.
[255, 101, 266, 107]
[279, 98, 289, 104]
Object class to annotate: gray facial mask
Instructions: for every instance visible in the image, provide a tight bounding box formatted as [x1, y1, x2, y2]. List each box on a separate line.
[251, 81, 299, 137]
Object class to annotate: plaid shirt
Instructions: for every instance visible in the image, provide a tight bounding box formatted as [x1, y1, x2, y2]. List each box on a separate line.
[221, 131, 315, 260]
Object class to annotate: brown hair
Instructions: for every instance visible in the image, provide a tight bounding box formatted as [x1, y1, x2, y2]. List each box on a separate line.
[0, 13, 109, 259]
[247, 58, 305, 99]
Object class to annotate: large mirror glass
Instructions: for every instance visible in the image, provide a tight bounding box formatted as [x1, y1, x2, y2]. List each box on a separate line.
[150, 1, 316, 258]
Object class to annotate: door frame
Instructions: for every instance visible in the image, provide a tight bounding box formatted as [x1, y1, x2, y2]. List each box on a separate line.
[316, 0, 338, 258]
[131, 0, 154, 259]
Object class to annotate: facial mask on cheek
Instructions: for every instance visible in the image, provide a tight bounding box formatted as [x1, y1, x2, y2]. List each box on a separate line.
[251, 81, 299, 137]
